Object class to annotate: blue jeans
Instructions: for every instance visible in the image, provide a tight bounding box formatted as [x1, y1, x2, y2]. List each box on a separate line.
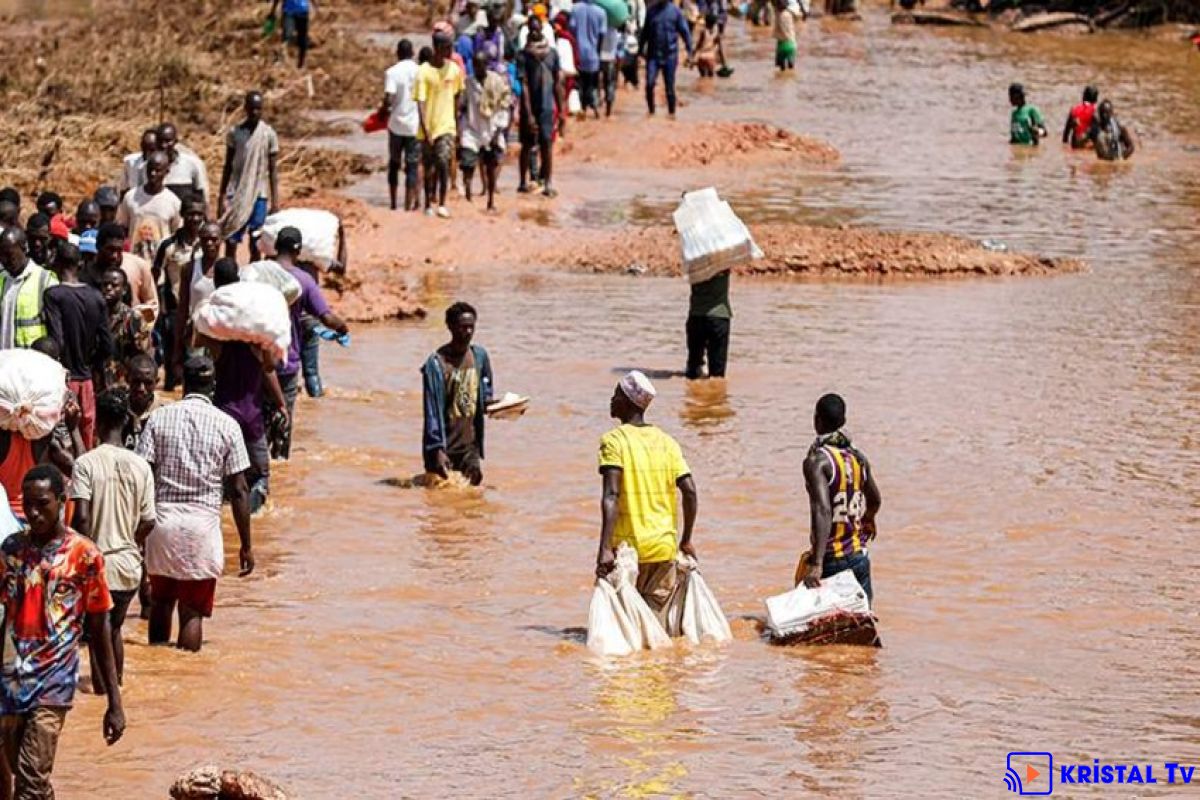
[245, 433, 270, 513]
[300, 319, 323, 398]
[645, 57, 678, 115]
[277, 370, 301, 460]
[822, 551, 873, 604]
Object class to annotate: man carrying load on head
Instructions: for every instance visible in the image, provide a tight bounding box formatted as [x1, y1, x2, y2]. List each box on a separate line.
[595, 371, 698, 615]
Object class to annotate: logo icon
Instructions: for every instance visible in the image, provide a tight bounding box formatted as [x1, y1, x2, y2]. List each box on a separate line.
[1006, 752, 1054, 795]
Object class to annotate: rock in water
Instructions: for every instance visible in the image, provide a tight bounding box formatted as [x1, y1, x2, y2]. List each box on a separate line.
[218, 770, 290, 800]
[170, 766, 290, 800]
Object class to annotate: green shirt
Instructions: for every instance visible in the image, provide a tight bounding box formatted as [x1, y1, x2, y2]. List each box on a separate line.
[689, 271, 732, 319]
[1010, 104, 1045, 146]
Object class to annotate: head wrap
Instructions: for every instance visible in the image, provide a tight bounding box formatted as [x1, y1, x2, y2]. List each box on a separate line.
[617, 371, 656, 410]
[532, 3, 549, 20]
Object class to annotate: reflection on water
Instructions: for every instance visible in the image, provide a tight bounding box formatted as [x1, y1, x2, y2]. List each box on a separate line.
[49, 11, 1200, 799]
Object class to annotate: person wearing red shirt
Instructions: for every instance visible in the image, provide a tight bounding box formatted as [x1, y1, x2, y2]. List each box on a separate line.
[1062, 85, 1098, 149]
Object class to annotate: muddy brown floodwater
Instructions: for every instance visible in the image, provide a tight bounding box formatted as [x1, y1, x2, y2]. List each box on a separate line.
[50, 9, 1200, 800]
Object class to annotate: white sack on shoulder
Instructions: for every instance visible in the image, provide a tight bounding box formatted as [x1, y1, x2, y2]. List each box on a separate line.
[258, 208, 341, 270]
[193, 282, 292, 363]
[0, 349, 66, 440]
[240, 260, 302, 305]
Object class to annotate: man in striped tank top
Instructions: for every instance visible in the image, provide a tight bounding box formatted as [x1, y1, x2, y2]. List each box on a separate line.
[801, 394, 882, 603]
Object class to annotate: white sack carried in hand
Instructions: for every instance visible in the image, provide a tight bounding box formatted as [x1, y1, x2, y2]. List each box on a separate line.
[258, 209, 341, 270]
[677, 557, 733, 644]
[586, 579, 639, 657]
[0, 349, 66, 440]
[241, 260, 302, 305]
[673, 187, 763, 285]
[193, 282, 292, 364]
[587, 543, 671, 656]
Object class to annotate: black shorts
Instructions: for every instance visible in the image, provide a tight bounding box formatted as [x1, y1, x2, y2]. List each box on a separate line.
[388, 132, 420, 166]
[520, 107, 555, 148]
[109, 589, 138, 627]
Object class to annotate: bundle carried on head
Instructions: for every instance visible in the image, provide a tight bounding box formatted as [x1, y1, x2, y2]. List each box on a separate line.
[193, 282, 292, 363]
[0, 350, 67, 441]
[257, 209, 342, 271]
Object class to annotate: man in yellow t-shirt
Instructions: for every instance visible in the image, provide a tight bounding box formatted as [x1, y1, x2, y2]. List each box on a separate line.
[596, 370, 698, 613]
[415, 31, 464, 219]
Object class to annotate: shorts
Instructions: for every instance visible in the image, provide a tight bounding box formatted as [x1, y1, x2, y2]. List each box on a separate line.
[776, 39, 797, 62]
[0, 706, 68, 796]
[636, 560, 678, 613]
[459, 135, 506, 169]
[149, 575, 218, 618]
[520, 108, 555, 148]
[388, 132, 420, 169]
[422, 134, 454, 169]
[66, 377, 95, 450]
[226, 197, 269, 244]
[109, 589, 137, 628]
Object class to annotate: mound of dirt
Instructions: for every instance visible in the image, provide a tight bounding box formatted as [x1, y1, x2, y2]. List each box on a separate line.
[561, 120, 839, 171]
[666, 122, 841, 167]
[559, 224, 1083, 279]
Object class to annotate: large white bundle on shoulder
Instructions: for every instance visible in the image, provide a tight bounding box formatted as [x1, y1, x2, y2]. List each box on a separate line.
[193, 282, 292, 363]
[587, 543, 672, 656]
[663, 555, 733, 644]
[673, 187, 763, 285]
[241, 260, 302, 305]
[258, 208, 341, 270]
[0, 349, 67, 441]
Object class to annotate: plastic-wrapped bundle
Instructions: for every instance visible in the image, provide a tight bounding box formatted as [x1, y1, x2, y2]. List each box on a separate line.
[673, 187, 763, 285]
[663, 556, 733, 644]
[0, 349, 66, 440]
[240, 260, 302, 305]
[764, 569, 878, 646]
[586, 544, 672, 656]
[193, 282, 292, 363]
[257, 208, 341, 270]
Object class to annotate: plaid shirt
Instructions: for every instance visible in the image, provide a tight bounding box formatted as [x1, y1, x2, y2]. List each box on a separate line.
[135, 394, 250, 509]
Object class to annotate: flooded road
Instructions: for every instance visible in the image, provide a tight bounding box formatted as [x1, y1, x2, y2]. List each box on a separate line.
[56, 10, 1200, 799]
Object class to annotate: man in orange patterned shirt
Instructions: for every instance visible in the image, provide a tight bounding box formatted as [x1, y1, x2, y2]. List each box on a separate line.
[0, 465, 125, 798]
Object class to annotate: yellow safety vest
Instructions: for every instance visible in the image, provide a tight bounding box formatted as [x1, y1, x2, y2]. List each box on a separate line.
[0, 264, 57, 349]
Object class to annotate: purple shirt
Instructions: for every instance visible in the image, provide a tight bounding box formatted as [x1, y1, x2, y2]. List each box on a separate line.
[473, 27, 506, 72]
[215, 341, 266, 442]
[280, 265, 330, 377]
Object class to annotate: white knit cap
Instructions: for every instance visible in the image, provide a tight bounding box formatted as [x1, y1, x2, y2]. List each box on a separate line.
[618, 370, 656, 410]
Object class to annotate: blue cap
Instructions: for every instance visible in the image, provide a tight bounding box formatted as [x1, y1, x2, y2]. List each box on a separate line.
[78, 229, 98, 255]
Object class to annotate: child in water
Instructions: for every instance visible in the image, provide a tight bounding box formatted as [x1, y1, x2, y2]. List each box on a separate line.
[692, 14, 721, 78]
[774, 0, 799, 71]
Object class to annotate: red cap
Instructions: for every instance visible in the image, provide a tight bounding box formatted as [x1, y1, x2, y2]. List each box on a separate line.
[49, 214, 71, 241]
